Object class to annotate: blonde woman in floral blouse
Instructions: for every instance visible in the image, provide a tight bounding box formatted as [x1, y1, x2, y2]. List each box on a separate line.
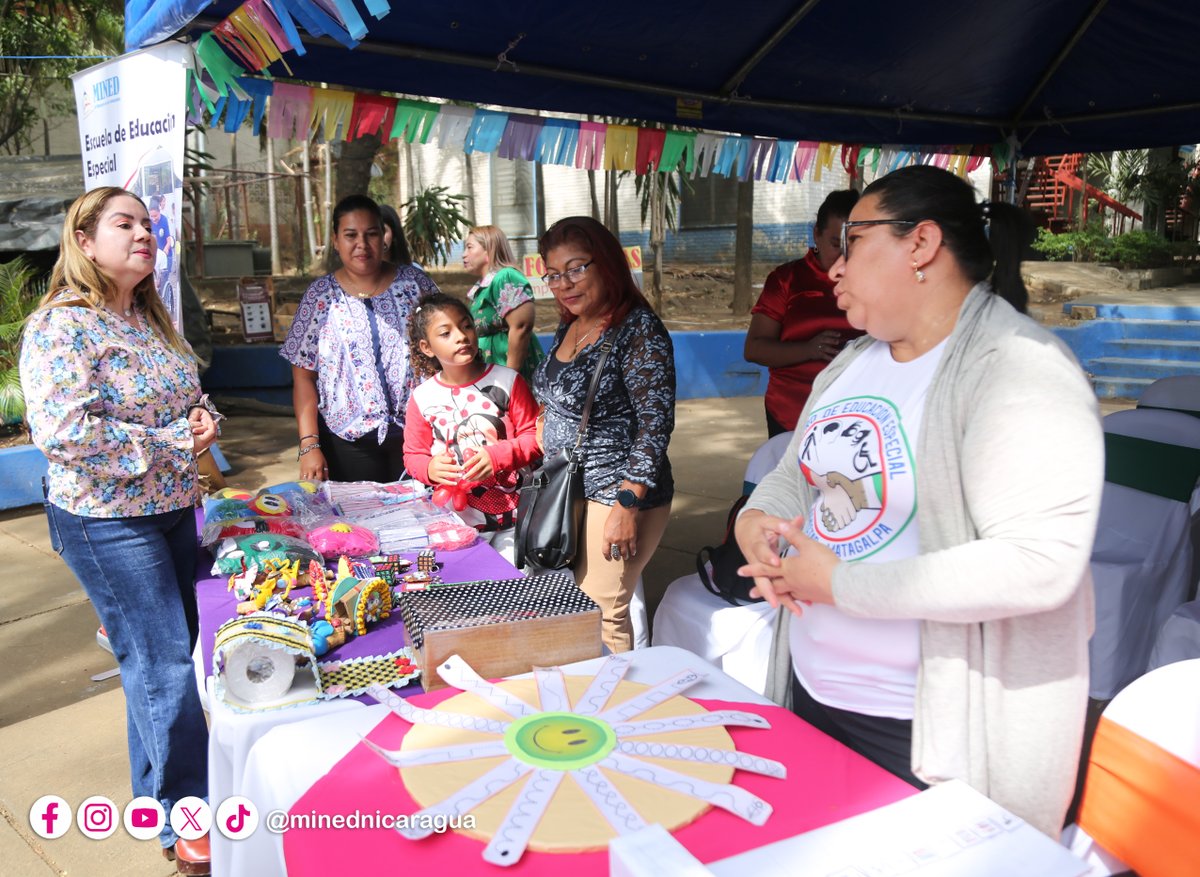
[21, 187, 218, 873]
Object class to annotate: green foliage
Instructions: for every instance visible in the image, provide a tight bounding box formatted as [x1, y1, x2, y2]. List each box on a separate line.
[0, 1, 123, 154]
[402, 186, 471, 267]
[0, 257, 42, 425]
[1032, 225, 1175, 267]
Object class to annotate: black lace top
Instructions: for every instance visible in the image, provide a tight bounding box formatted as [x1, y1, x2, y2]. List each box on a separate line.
[533, 307, 675, 509]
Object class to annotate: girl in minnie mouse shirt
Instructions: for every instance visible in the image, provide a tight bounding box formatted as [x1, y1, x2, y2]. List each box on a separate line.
[402, 293, 541, 562]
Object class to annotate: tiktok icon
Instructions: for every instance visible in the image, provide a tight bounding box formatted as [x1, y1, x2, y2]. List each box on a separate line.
[215, 796, 259, 840]
[30, 795, 72, 840]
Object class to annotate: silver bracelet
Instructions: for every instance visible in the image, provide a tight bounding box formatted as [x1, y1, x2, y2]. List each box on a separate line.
[298, 443, 322, 460]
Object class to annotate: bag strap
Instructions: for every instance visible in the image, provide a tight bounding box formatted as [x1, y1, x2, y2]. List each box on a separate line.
[573, 340, 613, 452]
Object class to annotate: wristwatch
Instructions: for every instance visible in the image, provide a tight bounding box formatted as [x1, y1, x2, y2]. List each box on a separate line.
[616, 488, 638, 509]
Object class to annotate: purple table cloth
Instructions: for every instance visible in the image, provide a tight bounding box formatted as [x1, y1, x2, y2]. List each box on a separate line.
[196, 536, 522, 693]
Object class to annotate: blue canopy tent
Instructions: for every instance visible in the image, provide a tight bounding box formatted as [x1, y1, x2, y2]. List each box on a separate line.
[126, 0, 1200, 156]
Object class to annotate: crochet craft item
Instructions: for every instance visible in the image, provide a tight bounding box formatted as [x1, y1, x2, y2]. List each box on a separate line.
[397, 573, 602, 691]
[325, 556, 394, 636]
[364, 654, 783, 865]
[307, 520, 381, 559]
[425, 520, 479, 551]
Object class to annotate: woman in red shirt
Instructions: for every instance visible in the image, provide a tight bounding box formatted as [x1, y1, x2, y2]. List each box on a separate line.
[745, 190, 863, 436]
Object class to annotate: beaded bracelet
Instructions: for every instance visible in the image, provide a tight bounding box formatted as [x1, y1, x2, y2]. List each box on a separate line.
[298, 443, 322, 460]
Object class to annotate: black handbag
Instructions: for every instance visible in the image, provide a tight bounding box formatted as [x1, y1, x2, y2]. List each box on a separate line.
[695, 494, 765, 606]
[514, 341, 612, 570]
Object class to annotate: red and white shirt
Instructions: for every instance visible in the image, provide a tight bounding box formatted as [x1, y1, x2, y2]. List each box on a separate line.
[402, 365, 540, 527]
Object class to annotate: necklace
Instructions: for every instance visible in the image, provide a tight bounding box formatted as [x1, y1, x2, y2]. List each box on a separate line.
[571, 321, 601, 357]
[341, 271, 386, 299]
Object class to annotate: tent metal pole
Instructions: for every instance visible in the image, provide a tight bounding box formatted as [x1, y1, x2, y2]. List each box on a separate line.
[718, 0, 824, 97]
[191, 17, 1006, 131]
[1010, 0, 1109, 127]
[1019, 99, 1200, 129]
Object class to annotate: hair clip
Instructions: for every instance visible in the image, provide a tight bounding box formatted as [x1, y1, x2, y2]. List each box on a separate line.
[979, 200, 993, 221]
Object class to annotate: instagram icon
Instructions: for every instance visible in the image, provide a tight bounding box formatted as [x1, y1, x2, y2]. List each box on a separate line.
[30, 795, 71, 840]
[77, 795, 118, 840]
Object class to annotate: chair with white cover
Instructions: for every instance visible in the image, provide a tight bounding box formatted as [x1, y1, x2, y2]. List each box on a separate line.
[1137, 375, 1200, 420]
[651, 432, 793, 693]
[1147, 599, 1200, 671]
[1074, 658, 1200, 877]
[1088, 408, 1200, 700]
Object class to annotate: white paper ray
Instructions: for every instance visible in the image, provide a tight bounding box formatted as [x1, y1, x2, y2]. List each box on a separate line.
[482, 769, 566, 866]
[600, 751, 773, 826]
[611, 710, 770, 737]
[572, 764, 649, 835]
[437, 655, 539, 718]
[616, 739, 786, 778]
[361, 735, 511, 768]
[533, 666, 570, 713]
[395, 758, 534, 840]
[595, 669, 707, 724]
[366, 683, 509, 735]
[572, 655, 632, 715]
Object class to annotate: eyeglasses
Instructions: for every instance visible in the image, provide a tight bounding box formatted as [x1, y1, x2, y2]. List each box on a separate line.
[840, 220, 919, 261]
[541, 260, 593, 287]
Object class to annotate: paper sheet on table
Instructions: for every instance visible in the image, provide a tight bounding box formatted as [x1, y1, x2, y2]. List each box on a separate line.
[707, 780, 1088, 877]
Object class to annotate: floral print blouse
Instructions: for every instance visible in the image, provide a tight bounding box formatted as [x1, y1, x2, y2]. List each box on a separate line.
[280, 265, 439, 443]
[21, 301, 203, 518]
[468, 266, 546, 384]
[534, 307, 676, 508]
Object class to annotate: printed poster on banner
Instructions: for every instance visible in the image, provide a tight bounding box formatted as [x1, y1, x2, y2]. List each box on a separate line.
[523, 246, 643, 299]
[71, 43, 189, 329]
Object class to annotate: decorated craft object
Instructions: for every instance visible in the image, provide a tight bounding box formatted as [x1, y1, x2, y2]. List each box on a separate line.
[328, 556, 393, 636]
[212, 532, 323, 576]
[307, 520, 380, 559]
[367, 554, 412, 586]
[365, 654, 783, 866]
[213, 613, 419, 712]
[215, 516, 308, 543]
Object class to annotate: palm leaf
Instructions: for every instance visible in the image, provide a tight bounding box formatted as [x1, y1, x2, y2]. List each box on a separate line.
[0, 366, 25, 426]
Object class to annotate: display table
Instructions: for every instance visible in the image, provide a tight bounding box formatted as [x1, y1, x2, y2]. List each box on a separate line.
[222, 645, 917, 876]
[197, 540, 521, 876]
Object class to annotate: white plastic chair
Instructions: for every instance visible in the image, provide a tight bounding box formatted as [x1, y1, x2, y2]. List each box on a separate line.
[1088, 408, 1200, 699]
[1147, 599, 1200, 671]
[1137, 375, 1200, 418]
[651, 432, 793, 693]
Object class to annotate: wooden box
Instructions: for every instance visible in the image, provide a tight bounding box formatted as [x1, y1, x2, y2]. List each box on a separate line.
[397, 572, 602, 692]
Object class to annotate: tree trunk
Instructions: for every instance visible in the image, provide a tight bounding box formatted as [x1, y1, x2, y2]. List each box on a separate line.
[604, 172, 620, 237]
[462, 153, 476, 224]
[649, 172, 665, 313]
[335, 132, 380, 204]
[731, 179, 754, 314]
[588, 170, 600, 220]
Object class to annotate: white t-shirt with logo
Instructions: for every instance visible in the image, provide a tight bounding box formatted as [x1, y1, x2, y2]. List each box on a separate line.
[789, 338, 946, 719]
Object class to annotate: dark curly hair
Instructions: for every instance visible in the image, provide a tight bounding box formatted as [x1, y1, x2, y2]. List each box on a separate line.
[407, 292, 481, 381]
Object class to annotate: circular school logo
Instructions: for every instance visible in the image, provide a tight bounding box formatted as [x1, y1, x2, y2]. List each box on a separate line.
[798, 396, 916, 559]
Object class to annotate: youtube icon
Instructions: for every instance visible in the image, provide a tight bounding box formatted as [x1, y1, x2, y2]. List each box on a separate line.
[123, 797, 165, 841]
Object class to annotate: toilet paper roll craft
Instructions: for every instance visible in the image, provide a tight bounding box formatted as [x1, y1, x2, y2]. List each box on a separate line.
[212, 533, 322, 576]
[213, 615, 419, 710]
[328, 556, 394, 636]
[307, 520, 380, 559]
[213, 613, 322, 711]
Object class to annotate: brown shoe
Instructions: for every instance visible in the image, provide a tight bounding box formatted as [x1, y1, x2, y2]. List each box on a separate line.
[173, 834, 211, 875]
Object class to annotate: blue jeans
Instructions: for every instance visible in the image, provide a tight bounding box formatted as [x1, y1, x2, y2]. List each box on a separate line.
[44, 499, 208, 848]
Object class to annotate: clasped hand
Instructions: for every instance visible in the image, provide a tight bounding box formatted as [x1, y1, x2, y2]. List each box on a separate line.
[428, 449, 495, 485]
[189, 408, 218, 455]
[733, 509, 839, 616]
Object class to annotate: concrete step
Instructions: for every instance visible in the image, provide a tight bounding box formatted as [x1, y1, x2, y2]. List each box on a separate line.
[1087, 356, 1200, 379]
[1105, 319, 1200, 340]
[1066, 301, 1200, 320]
[1092, 376, 1155, 398]
[1105, 338, 1200, 360]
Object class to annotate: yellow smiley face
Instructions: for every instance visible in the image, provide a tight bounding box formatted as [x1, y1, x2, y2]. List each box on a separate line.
[506, 713, 615, 770]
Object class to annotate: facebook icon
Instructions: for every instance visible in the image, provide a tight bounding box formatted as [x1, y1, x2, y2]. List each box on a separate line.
[30, 795, 71, 839]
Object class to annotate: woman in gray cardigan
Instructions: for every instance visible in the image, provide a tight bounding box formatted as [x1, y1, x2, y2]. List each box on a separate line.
[736, 165, 1103, 838]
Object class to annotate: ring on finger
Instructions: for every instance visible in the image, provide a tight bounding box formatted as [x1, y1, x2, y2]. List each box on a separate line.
[609, 543, 621, 560]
